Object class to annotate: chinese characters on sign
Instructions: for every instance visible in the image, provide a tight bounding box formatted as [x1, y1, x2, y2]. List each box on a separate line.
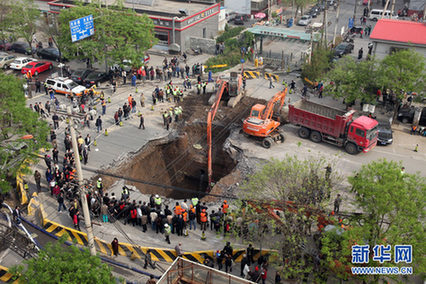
[352, 245, 412, 264]
[69, 15, 95, 43]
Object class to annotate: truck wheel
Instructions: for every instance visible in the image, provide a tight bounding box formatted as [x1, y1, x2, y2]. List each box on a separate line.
[262, 137, 273, 149]
[345, 142, 359, 155]
[277, 131, 285, 143]
[298, 127, 310, 139]
[310, 131, 322, 143]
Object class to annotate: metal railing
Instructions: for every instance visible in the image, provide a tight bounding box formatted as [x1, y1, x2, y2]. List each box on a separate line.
[158, 257, 254, 284]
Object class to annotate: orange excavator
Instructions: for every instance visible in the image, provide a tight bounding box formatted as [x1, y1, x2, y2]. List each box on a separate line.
[207, 80, 228, 190]
[242, 88, 287, 148]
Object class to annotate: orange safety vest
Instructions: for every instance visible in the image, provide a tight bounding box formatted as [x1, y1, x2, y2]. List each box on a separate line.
[200, 212, 207, 223]
[182, 211, 188, 222]
[190, 206, 195, 214]
[175, 205, 182, 215]
[222, 203, 229, 214]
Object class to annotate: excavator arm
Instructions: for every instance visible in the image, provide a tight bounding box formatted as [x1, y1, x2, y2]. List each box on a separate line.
[207, 80, 227, 191]
[263, 88, 288, 120]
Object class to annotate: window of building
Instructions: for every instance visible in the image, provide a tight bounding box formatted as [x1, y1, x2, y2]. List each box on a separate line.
[389, 46, 407, 54]
[155, 33, 169, 45]
[203, 28, 206, 38]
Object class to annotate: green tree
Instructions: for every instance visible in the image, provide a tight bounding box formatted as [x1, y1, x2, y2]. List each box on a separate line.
[301, 45, 333, 82]
[237, 156, 339, 281]
[3, 0, 40, 56]
[10, 237, 114, 283]
[0, 73, 49, 193]
[348, 159, 425, 275]
[324, 56, 380, 106]
[57, 3, 156, 69]
[379, 49, 425, 98]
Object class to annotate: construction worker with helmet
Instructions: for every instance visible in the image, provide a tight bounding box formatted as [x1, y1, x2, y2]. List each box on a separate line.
[222, 200, 229, 214]
[196, 82, 202, 95]
[164, 224, 171, 244]
[200, 208, 208, 231]
[96, 178, 103, 196]
[174, 202, 183, 216]
[154, 194, 162, 210]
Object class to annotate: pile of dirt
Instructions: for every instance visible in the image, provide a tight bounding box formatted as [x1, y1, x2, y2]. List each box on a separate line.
[102, 92, 265, 199]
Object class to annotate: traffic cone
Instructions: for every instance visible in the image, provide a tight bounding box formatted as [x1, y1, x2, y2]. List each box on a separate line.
[184, 228, 189, 237]
[135, 87, 138, 93]
[107, 97, 111, 103]
[150, 105, 154, 111]
[201, 230, 206, 241]
[94, 139, 97, 146]
[104, 129, 108, 136]
[119, 121, 123, 126]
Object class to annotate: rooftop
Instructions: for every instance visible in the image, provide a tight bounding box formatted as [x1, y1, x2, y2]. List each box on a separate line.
[370, 19, 426, 45]
[107, 0, 212, 18]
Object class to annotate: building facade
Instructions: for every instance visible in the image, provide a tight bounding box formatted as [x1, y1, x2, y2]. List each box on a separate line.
[47, 0, 220, 53]
[370, 19, 426, 59]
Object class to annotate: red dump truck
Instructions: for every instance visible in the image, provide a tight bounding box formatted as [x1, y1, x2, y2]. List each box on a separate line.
[288, 100, 378, 154]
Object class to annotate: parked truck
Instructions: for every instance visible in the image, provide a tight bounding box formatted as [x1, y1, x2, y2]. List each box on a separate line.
[288, 100, 378, 154]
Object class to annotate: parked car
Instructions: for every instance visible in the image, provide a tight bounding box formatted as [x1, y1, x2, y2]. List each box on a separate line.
[21, 61, 53, 76]
[45, 77, 86, 97]
[70, 69, 92, 85]
[377, 119, 393, 145]
[298, 15, 312, 26]
[9, 57, 37, 70]
[10, 42, 35, 55]
[82, 71, 110, 87]
[0, 40, 12, 51]
[37, 47, 64, 62]
[350, 26, 364, 34]
[308, 7, 320, 18]
[334, 42, 354, 57]
[234, 16, 245, 25]
[0, 53, 16, 69]
[397, 106, 426, 126]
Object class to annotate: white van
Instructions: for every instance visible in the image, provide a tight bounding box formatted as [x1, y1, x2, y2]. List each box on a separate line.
[369, 9, 398, 21]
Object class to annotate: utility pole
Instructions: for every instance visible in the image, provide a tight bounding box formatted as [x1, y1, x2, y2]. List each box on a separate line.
[353, 0, 358, 21]
[333, 0, 341, 45]
[323, 7, 328, 47]
[390, 0, 395, 17]
[67, 107, 97, 256]
[268, 0, 272, 21]
[382, 0, 390, 19]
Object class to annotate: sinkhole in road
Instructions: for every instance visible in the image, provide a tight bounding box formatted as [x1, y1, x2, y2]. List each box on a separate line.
[106, 93, 264, 199]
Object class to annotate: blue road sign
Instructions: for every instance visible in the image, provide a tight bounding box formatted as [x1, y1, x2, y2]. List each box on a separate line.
[69, 15, 94, 42]
[240, 58, 245, 63]
[348, 18, 354, 29]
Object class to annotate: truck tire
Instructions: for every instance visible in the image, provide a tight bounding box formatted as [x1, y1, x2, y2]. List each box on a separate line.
[345, 142, 359, 155]
[262, 137, 273, 149]
[298, 127, 310, 139]
[277, 131, 285, 143]
[310, 131, 322, 143]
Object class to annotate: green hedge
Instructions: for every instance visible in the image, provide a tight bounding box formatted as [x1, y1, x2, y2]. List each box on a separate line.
[216, 27, 245, 43]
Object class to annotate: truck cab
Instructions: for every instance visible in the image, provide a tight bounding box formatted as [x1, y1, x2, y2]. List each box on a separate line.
[347, 116, 378, 153]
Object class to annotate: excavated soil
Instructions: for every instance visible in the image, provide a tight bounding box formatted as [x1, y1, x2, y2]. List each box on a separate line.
[104, 92, 265, 199]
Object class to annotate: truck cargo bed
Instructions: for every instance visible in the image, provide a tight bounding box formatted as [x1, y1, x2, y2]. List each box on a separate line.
[288, 100, 355, 138]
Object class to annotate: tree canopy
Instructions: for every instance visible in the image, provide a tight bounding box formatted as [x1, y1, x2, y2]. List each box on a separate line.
[236, 156, 339, 281]
[324, 56, 380, 105]
[0, 72, 49, 193]
[0, 0, 40, 55]
[301, 45, 333, 83]
[57, 3, 157, 69]
[322, 159, 425, 281]
[11, 237, 114, 283]
[324, 49, 425, 104]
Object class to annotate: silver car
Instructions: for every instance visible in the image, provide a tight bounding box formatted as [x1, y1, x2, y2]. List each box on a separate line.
[0, 53, 16, 69]
[298, 15, 312, 26]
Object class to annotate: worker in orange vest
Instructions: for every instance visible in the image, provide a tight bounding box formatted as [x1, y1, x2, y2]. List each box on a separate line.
[174, 202, 182, 216]
[200, 208, 208, 231]
[182, 209, 189, 236]
[222, 200, 229, 214]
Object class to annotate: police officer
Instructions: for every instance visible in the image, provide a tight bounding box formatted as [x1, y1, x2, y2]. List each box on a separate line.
[202, 81, 207, 94]
[96, 178, 103, 196]
[196, 82, 201, 95]
[154, 194, 162, 210]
